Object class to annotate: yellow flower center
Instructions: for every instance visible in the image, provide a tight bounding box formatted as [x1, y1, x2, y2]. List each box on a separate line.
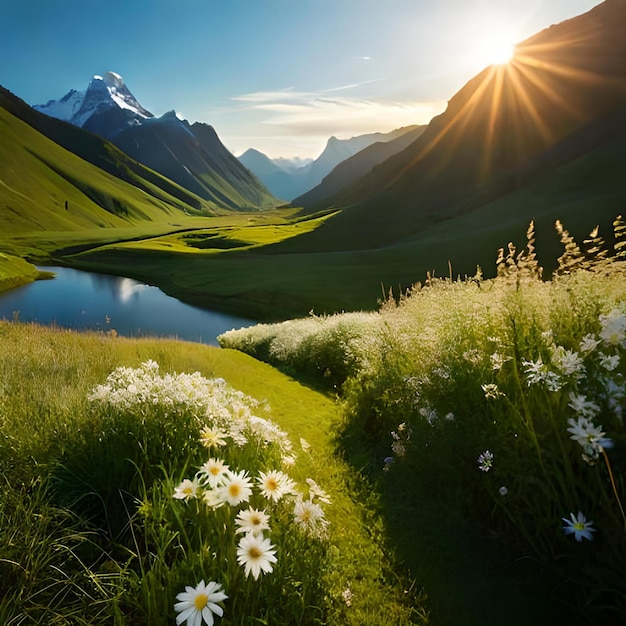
[300, 509, 312, 522]
[210, 466, 220, 475]
[574, 522, 585, 531]
[249, 546, 262, 559]
[194, 593, 208, 610]
[229, 483, 241, 497]
[266, 478, 278, 491]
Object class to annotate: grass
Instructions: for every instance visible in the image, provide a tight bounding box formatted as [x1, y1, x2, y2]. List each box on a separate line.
[0, 321, 425, 625]
[220, 223, 626, 625]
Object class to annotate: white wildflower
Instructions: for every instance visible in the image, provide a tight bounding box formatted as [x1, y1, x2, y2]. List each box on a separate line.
[579, 334, 600, 354]
[482, 383, 503, 399]
[478, 450, 494, 472]
[490, 352, 511, 371]
[599, 353, 620, 371]
[567, 393, 601, 419]
[599, 309, 626, 347]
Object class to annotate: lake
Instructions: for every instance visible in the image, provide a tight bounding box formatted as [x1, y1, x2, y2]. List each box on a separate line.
[0, 266, 255, 345]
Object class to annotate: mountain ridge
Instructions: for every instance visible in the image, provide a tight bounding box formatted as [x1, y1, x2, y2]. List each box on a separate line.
[33, 72, 277, 210]
[239, 126, 423, 201]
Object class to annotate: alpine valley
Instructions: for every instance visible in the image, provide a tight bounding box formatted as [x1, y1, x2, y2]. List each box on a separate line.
[1, 0, 626, 321]
[2, 3, 626, 625]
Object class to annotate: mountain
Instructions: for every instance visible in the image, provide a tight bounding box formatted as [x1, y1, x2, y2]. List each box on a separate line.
[282, 0, 626, 252]
[1, 85, 205, 211]
[35, 72, 277, 210]
[239, 127, 422, 201]
[35, 71, 153, 139]
[0, 85, 206, 236]
[293, 125, 426, 209]
[238, 149, 307, 202]
[113, 113, 277, 209]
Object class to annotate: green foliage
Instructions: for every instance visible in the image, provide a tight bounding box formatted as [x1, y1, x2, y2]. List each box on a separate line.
[0, 323, 423, 625]
[223, 219, 626, 623]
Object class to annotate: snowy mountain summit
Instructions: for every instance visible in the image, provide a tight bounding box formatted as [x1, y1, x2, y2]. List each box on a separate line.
[34, 71, 155, 139]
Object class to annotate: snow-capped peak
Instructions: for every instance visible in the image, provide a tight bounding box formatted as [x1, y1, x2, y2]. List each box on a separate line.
[34, 71, 153, 137]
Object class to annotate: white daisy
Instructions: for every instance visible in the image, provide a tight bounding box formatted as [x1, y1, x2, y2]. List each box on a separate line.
[562, 511, 596, 542]
[257, 470, 295, 503]
[236, 533, 277, 579]
[235, 507, 270, 536]
[174, 579, 227, 626]
[199, 427, 228, 449]
[198, 458, 229, 488]
[173, 478, 201, 501]
[218, 470, 253, 507]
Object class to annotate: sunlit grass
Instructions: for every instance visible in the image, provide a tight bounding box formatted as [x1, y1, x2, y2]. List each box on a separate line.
[0, 322, 425, 625]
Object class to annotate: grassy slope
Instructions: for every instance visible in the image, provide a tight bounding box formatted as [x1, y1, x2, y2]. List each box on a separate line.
[0, 106, 199, 234]
[0, 321, 423, 624]
[0, 86, 209, 212]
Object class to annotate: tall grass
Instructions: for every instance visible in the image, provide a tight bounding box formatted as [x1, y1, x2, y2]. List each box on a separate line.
[220, 217, 626, 623]
[0, 323, 425, 624]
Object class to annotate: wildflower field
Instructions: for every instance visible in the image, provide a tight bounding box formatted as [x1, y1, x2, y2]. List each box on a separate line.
[0, 327, 422, 624]
[220, 218, 626, 625]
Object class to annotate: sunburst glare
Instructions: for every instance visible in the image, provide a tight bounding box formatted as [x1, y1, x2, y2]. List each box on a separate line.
[474, 33, 516, 68]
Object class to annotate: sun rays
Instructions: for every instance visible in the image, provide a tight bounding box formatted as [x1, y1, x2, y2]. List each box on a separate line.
[395, 22, 617, 189]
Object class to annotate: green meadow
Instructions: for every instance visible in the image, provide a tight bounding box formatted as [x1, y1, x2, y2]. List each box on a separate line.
[1, 215, 625, 624]
[0, 322, 424, 625]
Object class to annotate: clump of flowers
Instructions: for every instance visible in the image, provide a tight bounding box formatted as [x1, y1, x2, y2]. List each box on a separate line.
[88, 361, 332, 622]
[477, 450, 494, 472]
[88, 360, 294, 464]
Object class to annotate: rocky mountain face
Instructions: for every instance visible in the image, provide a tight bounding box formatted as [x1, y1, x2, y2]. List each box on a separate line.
[35, 71, 153, 138]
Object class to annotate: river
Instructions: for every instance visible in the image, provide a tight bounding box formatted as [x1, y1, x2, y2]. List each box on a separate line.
[0, 266, 254, 345]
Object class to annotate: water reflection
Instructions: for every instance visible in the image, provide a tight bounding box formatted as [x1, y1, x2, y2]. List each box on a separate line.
[0, 266, 254, 346]
[90, 273, 149, 303]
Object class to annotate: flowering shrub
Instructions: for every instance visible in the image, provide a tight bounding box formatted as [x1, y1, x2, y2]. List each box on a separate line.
[87, 361, 332, 623]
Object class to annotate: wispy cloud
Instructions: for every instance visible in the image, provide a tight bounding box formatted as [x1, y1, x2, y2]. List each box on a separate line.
[229, 85, 445, 138]
[212, 82, 446, 158]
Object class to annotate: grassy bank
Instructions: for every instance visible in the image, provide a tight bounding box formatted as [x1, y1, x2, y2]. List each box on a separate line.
[0, 251, 50, 293]
[0, 322, 425, 625]
[220, 222, 626, 625]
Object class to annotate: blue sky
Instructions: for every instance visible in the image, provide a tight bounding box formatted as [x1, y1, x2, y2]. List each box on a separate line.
[0, 0, 601, 158]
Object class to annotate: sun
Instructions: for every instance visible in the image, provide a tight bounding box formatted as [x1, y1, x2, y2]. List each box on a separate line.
[467, 20, 518, 71]
[475, 34, 516, 68]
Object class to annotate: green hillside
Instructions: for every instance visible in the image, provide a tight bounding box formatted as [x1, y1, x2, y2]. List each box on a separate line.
[292, 0, 626, 251]
[0, 100, 221, 239]
[0, 86, 209, 212]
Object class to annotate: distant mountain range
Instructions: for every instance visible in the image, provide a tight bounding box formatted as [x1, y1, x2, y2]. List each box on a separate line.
[292, 125, 426, 208]
[34, 72, 277, 210]
[238, 126, 423, 201]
